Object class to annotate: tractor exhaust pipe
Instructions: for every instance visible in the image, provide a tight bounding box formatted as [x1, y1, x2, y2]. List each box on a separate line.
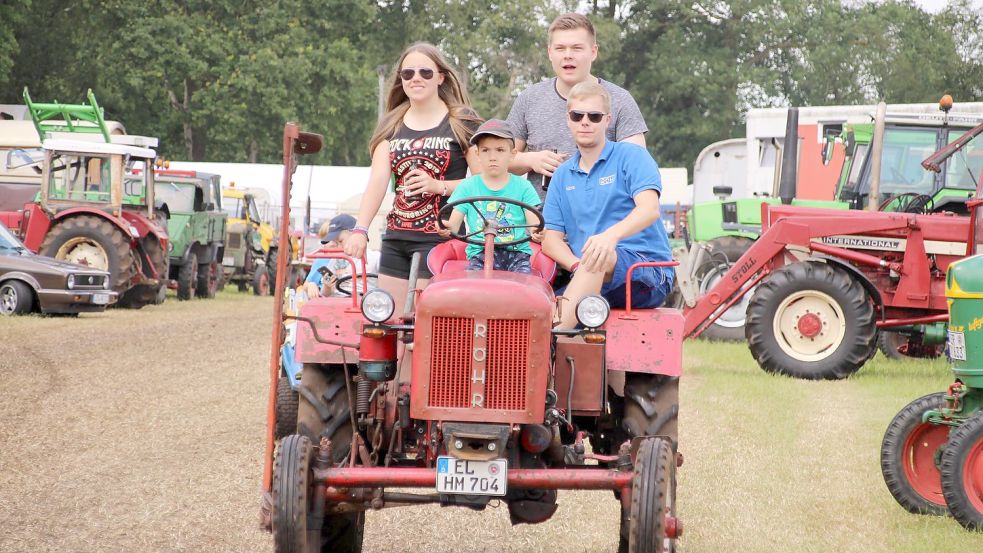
[868, 101, 887, 211]
[778, 107, 799, 204]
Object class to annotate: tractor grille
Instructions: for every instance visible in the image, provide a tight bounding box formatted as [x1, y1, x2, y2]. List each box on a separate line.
[722, 202, 738, 224]
[427, 316, 529, 412]
[485, 319, 529, 410]
[227, 233, 242, 249]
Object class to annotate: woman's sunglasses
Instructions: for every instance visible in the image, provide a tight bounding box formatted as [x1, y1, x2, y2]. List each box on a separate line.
[568, 110, 606, 123]
[399, 68, 436, 81]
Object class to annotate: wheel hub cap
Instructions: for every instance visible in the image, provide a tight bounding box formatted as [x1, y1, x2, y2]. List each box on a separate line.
[56, 237, 109, 271]
[797, 312, 823, 338]
[773, 290, 847, 361]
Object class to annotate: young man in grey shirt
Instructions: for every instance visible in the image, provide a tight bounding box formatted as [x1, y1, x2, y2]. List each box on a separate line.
[507, 12, 648, 198]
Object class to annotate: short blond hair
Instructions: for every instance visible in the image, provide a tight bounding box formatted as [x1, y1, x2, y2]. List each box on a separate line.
[317, 221, 331, 239]
[548, 13, 595, 43]
[567, 81, 611, 113]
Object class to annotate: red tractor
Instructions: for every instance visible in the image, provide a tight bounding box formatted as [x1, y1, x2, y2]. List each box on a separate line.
[261, 124, 684, 552]
[682, 119, 983, 379]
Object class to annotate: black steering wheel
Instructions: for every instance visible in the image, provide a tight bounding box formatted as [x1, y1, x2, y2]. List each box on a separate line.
[878, 192, 934, 214]
[437, 196, 544, 247]
[335, 272, 379, 297]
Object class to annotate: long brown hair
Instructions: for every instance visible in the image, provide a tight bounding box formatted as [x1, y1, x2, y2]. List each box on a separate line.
[368, 42, 481, 156]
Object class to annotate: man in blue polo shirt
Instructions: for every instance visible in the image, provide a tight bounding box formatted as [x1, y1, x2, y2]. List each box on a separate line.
[542, 81, 673, 328]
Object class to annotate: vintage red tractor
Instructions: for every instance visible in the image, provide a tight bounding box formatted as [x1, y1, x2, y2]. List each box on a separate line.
[681, 119, 983, 379]
[261, 124, 684, 552]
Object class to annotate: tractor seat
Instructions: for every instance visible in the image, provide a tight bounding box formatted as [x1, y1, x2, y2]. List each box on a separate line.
[427, 240, 557, 282]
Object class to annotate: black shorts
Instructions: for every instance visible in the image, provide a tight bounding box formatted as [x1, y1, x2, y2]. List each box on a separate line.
[379, 237, 442, 279]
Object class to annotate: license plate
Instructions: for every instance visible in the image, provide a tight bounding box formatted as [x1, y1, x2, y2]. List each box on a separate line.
[91, 293, 110, 305]
[948, 330, 967, 361]
[222, 256, 235, 266]
[436, 457, 507, 496]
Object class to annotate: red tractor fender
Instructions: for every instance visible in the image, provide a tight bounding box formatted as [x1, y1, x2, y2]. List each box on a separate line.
[119, 210, 168, 249]
[50, 207, 137, 242]
[809, 254, 884, 307]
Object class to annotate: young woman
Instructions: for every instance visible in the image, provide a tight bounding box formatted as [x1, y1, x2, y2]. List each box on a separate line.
[344, 42, 481, 317]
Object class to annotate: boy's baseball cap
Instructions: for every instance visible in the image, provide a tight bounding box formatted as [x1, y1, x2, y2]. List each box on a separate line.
[322, 213, 357, 243]
[470, 119, 516, 146]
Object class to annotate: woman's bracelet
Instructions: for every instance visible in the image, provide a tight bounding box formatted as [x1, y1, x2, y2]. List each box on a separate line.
[441, 183, 449, 196]
[352, 226, 369, 237]
[570, 261, 581, 273]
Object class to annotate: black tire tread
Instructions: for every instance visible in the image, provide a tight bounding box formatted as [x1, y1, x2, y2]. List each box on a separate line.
[177, 252, 198, 300]
[296, 364, 353, 465]
[620, 437, 675, 553]
[880, 392, 948, 516]
[276, 376, 299, 441]
[0, 280, 35, 315]
[39, 215, 137, 295]
[272, 434, 312, 553]
[940, 411, 983, 530]
[623, 374, 679, 449]
[745, 261, 877, 380]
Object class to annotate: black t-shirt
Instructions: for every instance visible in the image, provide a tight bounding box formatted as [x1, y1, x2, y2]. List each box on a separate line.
[386, 114, 473, 241]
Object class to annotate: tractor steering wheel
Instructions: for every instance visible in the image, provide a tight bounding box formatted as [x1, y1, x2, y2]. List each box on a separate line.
[878, 192, 934, 214]
[334, 272, 379, 297]
[437, 196, 545, 247]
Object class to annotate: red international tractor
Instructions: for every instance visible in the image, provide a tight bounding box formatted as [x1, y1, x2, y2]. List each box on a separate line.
[261, 124, 684, 552]
[681, 119, 983, 379]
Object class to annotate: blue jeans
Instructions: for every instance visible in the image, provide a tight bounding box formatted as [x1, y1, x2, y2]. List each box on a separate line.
[467, 250, 532, 274]
[600, 247, 674, 309]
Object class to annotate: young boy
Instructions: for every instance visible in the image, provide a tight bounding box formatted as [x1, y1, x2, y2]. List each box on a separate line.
[438, 119, 542, 273]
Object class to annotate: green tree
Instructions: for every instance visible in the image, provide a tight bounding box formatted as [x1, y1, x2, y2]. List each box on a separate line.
[0, 0, 30, 92]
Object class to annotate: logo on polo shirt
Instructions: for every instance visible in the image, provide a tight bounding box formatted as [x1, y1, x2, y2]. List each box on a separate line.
[599, 174, 615, 186]
[565, 185, 576, 191]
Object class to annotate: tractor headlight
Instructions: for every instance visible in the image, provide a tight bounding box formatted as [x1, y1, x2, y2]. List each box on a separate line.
[361, 290, 395, 323]
[576, 295, 610, 329]
[67, 274, 75, 290]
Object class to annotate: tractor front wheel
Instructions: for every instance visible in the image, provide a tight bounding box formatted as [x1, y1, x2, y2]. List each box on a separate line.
[254, 265, 271, 296]
[878, 331, 944, 360]
[880, 392, 948, 515]
[196, 259, 220, 299]
[694, 236, 754, 341]
[940, 411, 983, 530]
[745, 261, 877, 380]
[177, 255, 199, 300]
[272, 435, 365, 553]
[619, 436, 678, 553]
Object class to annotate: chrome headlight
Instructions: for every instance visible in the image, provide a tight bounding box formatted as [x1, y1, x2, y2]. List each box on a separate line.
[103, 276, 111, 290]
[67, 274, 75, 290]
[576, 295, 610, 329]
[361, 290, 395, 323]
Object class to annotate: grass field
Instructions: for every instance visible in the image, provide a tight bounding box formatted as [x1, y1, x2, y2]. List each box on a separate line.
[0, 292, 980, 552]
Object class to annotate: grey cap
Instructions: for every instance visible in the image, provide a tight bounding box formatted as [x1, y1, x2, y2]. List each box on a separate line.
[469, 119, 516, 146]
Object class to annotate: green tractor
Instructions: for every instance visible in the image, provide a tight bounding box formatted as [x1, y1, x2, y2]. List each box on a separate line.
[880, 250, 983, 530]
[682, 107, 983, 343]
[154, 169, 226, 300]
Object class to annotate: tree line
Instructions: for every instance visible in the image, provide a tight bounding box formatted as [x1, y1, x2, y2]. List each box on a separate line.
[2, 0, 981, 171]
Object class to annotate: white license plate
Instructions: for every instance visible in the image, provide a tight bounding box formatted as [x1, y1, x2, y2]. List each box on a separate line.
[436, 457, 507, 496]
[222, 256, 235, 266]
[948, 330, 967, 361]
[91, 293, 110, 305]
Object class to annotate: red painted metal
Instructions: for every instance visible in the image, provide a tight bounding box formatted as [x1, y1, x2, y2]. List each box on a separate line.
[876, 314, 950, 328]
[622, 261, 679, 317]
[486, 319, 529, 410]
[665, 516, 683, 539]
[359, 330, 396, 362]
[18, 203, 52, 250]
[605, 309, 683, 376]
[294, 300, 364, 364]
[921, 121, 983, 173]
[808, 241, 897, 272]
[314, 467, 633, 491]
[797, 313, 822, 338]
[901, 421, 948, 508]
[965, 438, 983, 513]
[427, 316, 474, 409]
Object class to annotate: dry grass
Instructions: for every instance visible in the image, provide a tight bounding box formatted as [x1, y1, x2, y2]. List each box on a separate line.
[0, 295, 979, 552]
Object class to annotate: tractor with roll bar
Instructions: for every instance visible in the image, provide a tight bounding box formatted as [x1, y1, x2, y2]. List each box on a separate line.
[261, 123, 685, 552]
[681, 111, 983, 380]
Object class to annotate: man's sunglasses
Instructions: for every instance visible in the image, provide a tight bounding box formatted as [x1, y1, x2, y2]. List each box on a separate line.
[399, 67, 436, 81]
[568, 110, 606, 123]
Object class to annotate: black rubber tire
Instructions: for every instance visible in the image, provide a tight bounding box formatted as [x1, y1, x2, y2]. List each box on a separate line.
[196, 259, 219, 299]
[296, 364, 353, 465]
[39, 215, 137, 295]
[142, 235, 168, 285]
[745, 261, 877, 380]
[880, 392, 949, 515]
[272, 434, 318, 553]
[619, 436, 677, 553]
[176, 254, 199, 300]
[940, 411, 983, 530]
[622, 374, 679, 450]
[695, 236, 754, 342]
[0, 280, 34, 315]
[254, 264, 271, 296]
[275, 376, 299, 441]
[878, 331, 943, 360]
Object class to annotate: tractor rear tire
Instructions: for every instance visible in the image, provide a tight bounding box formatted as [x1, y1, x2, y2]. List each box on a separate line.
[622, 374, 679, 450]
[272, 435, 365, 553]
[940, 411, 983, 530]
[177, 254, 199, 300]
[39, 215, 137, 295]
[254, 265, 271, 296]
[878, 331, 943, 360]
[745, 261, 877, 380]
[296, 364, 352, 465]
[619, 436, 677, 553]
[196, 259, 219, 299]
[695, 236, 754, 342]
[276, 376, 299, 441]
[0, 280, 34, 315]
[880, 392, 948, 515]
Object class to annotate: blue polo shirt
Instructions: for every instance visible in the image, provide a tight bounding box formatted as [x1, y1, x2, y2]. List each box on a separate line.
[543, 141, 672, 268]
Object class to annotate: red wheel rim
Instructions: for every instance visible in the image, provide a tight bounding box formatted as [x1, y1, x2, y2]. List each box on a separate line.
[902, 422, 948, 506]
[964, 437, 983, 513]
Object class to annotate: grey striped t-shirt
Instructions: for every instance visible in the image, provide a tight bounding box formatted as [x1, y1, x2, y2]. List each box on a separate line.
[506, 77, 648, 198]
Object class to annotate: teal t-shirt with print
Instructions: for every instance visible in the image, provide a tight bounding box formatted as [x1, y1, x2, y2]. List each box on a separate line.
[448, 174, 541, 258]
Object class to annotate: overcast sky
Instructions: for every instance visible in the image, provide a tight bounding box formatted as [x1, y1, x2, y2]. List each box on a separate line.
[912, 0, 983, 11]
